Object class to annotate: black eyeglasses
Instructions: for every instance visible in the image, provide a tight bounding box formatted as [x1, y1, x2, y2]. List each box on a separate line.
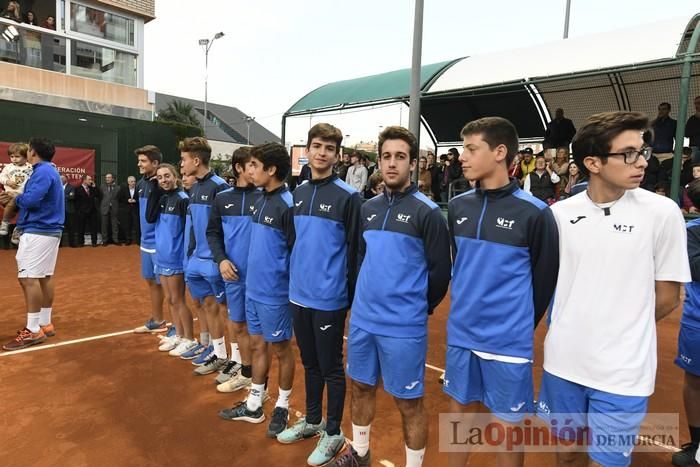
[597, 146, 652, 164]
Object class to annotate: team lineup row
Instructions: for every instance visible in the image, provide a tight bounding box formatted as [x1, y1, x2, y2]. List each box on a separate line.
[3, 112, 698, 467]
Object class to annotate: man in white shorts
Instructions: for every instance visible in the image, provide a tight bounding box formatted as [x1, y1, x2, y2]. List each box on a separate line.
[0, 138, 64, 351]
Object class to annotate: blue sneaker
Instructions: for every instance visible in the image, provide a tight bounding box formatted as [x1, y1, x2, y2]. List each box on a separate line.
[191, 344, 214, 366]
[133, 319, 167, 334]
[180, 342, 205, 360]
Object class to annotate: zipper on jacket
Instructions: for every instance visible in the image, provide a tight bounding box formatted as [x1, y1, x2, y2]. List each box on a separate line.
[241, 191, 246, 216]
[476, 195, 488, 240]
[257, 198, 268, 223]
[381, 194, 394, 230]
[309, 185, 318, 215]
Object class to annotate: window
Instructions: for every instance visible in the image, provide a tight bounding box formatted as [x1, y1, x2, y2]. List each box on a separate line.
[71, 40, 136, 86]
[70, 3, 134, 46]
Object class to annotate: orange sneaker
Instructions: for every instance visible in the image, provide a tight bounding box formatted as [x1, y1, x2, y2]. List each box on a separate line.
[40, 323, 55, 337]
[3, 327, 46, 351]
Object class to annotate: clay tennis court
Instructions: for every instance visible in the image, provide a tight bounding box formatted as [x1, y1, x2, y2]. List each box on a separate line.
[0, 245, 690, 466]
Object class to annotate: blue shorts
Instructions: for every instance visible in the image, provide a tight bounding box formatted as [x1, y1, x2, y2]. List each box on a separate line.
[676, 323, 700, 376]
[185, 258, 225, 302]
[346, 325, 426, 399]
[225, 281, 246, 323]
[156, 266, 184, 276]
[443, 346, 533, 422]
[245, 298, 292, 342]
[536, 371, 648, 467]
[140, 249, 159, 284]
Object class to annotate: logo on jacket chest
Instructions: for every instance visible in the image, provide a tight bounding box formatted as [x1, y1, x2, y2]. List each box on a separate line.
[396, 213, 411, 223]
[200, 195, 209, 201]
[224, 203, 234, 209]
[264, 216, 275, 225]
[496, 217, 515, 230]
[167, 206, 175, 212]
[319, 203, 332, 213]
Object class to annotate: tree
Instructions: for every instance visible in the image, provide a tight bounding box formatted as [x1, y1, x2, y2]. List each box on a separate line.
[156, 100, 202, 131]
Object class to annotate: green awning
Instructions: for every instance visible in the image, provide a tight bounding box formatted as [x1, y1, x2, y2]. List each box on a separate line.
[286, 59, 459, 115]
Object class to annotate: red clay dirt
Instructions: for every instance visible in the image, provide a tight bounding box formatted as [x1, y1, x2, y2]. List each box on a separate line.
[0, 245, 690, 466]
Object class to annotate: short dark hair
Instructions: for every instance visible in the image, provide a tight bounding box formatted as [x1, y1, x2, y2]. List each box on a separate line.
[654, 181, 669, 193]
[134, 145, 162, 163]
[307, 123, 343, 154]
[572, 112, 649, 177]
[687, 178, 700, 209]
[179, 137, 212, 165]
[460, 117, 519, 166]
[683, 147, 692, 156]
[250, 143, 290, 181]
[659, 102, 671, 109]
[29, 137, 55, 161]
[231, 147, 251, 179]
[378, 126, 419, 161]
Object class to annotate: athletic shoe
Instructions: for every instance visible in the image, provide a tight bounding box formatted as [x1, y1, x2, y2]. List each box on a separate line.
[216, 371, 252, 393]
[2, 327, 46, 351]
[325, 445, 370, 467]
[191, 345, 214, 366]
[40, 323, 55, 337]
[158, 335, 180, 352]
[180, 342, 206, 360]
[215, 361, 241, 384]
[307, 430, 347, 466]
[193, 355, 228, 376]
[267, 407, 289, 438]
[158, 325, 177, 342]
[276, 417, 325, 444]
[133, 319, 167, 334]
[218, 400, 265, 423]
[169, 339, 198, 357]
[0, 221, 8, 235]
[10, 228, 20, 245]
[672, 442, 699, 466]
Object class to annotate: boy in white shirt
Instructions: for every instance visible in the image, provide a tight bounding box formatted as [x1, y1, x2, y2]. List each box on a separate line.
[0, 143, 33, 238]
[536, 111, 691, 467]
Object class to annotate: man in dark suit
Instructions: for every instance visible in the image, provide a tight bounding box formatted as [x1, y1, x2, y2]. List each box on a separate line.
[99, 173, 120, 245]
[61, 175, 77, 247]
[74, 174, 99, 247]
[116, 175, 139, 245]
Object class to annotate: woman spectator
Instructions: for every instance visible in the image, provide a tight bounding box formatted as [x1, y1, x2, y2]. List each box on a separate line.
[551, 147, 570, 177]
[23, 10, 37, 25]
[1, 1, 21, 21]
[42, 15, 55, 30]
[418, 156, 432, 199]
[561, 162, 582, 199]
[682, 164, 700, 214]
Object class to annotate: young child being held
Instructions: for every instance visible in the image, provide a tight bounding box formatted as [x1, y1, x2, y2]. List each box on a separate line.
[0, 143, 33, 237]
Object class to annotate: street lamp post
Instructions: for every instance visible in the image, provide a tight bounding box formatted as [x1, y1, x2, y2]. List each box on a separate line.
[245, 116, 256, 145]
[199, 32, 225, 133]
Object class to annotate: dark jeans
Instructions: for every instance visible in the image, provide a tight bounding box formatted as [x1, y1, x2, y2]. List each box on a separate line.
[77, 210, 98, 246]
[291, 303, 347, 435]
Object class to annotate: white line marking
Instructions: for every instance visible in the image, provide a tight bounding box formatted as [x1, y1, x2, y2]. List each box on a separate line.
[0, 329, 134, 356]
[637, 435, 680, 452]
[379, 460, 396, 467]
[343, 335, 446, 373]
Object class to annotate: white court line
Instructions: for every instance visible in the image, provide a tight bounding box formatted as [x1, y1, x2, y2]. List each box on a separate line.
[637, 435, 680, 452]
[0, 329, 134, 357]
[379, 460, 396, 467]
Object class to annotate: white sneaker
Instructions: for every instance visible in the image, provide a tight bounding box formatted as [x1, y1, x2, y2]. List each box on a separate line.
[0, 221, 8, 236]
[169, 339, 198, 357]
[217, 371, 252, 393]
[158, 335, 180, 352]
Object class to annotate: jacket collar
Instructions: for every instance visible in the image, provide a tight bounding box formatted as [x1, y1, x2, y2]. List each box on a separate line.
[384, 183, 418, 202]
[474, 178, 519, 199]
[263, 184, 288, 197]
[196, 171, 215, 182]
[308, 173, 337, 186]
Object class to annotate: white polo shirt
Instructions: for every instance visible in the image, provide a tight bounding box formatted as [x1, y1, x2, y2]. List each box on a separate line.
[544, 188, 690, 397]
